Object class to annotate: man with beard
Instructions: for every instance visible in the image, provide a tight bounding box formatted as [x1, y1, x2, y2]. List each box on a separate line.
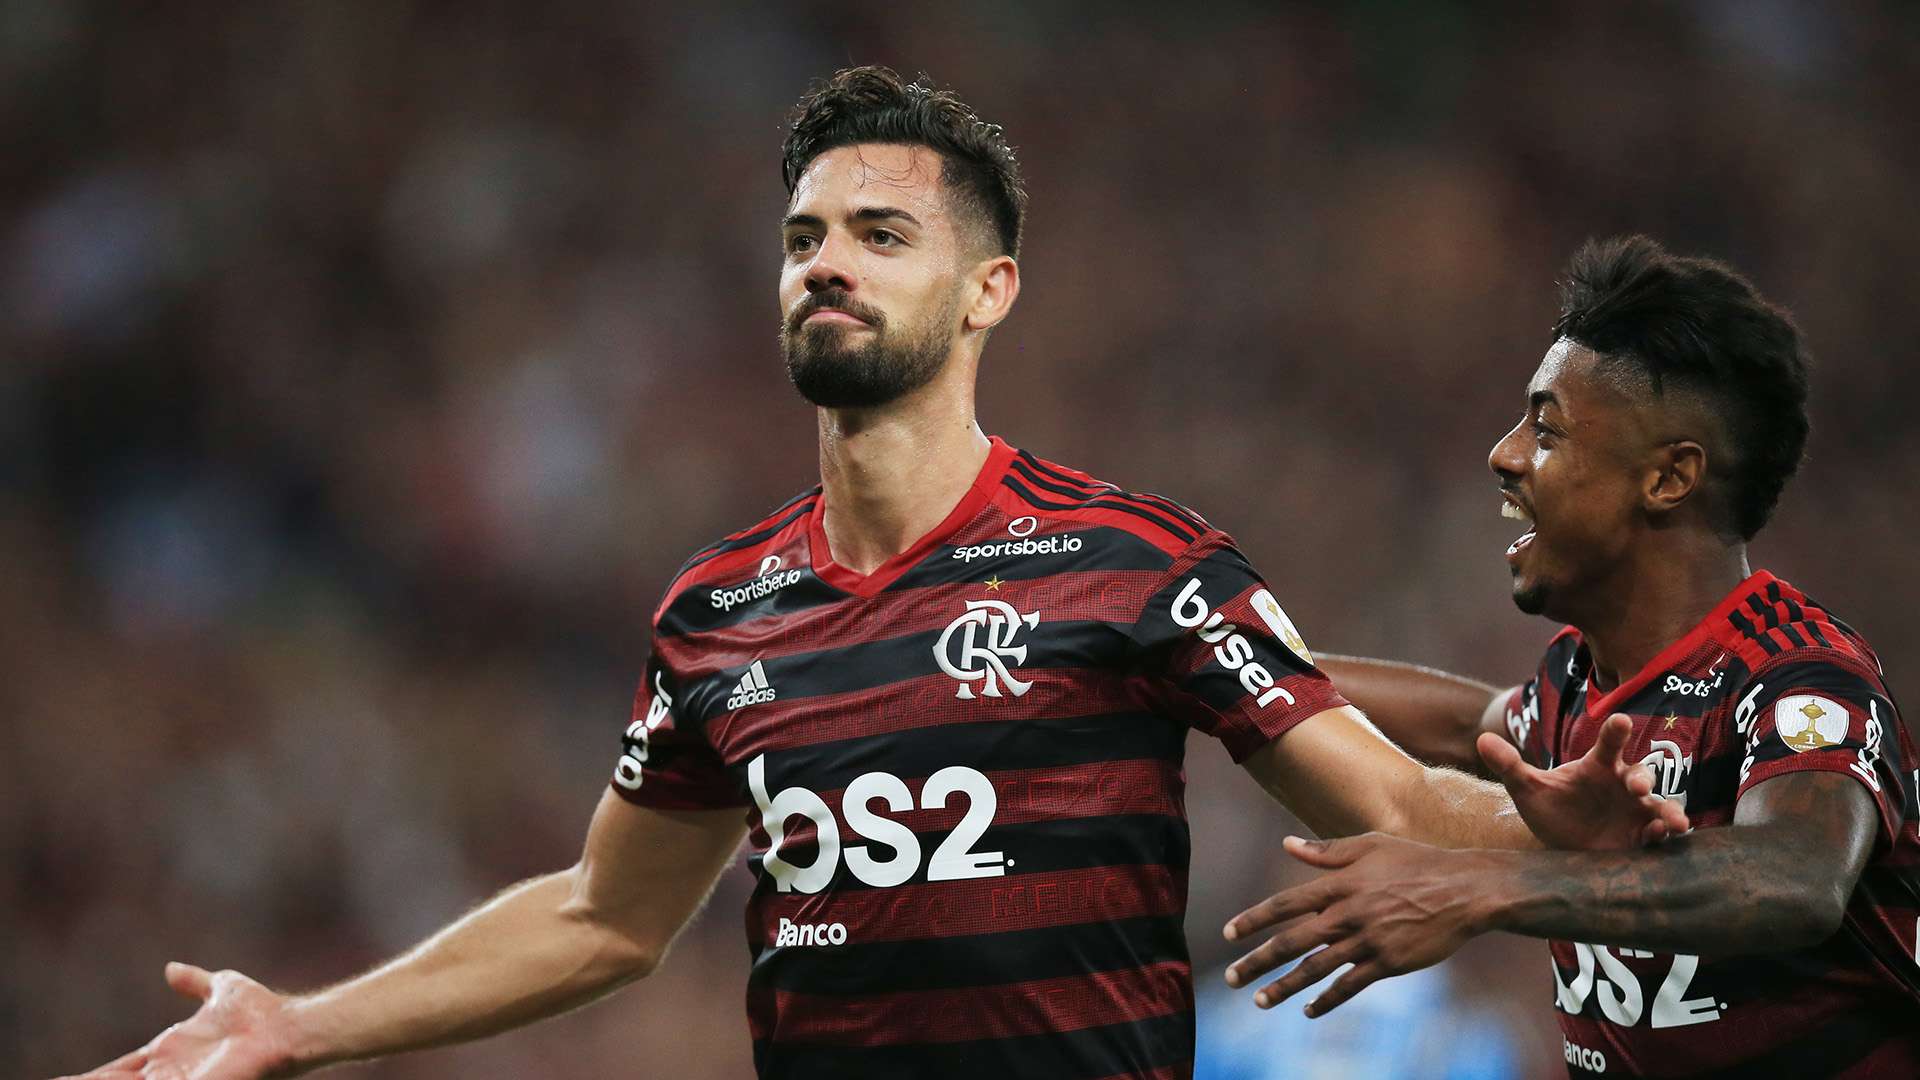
[1221, 237, 1919, 1077]
[65, 71, 1685, 1080]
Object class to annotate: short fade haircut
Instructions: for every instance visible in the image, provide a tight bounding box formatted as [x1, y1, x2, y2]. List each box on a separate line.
[1554, 235, 1810, 541]
[782, 66, 1026, 258]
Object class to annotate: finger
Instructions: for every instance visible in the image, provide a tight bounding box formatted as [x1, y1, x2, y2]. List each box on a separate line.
[164, 962, 213, 1001]
[1304, 960, 1389, 1017]
[1640, 818, 1669, 846]
[1477, 731, 1536, 788]
[1252, 938, 1367, 1009]
[1225, 880, 1335, 942]
[1280, 834, 1365, 870]
[1589, 713, 1632, 769]
[1227, 917, 1340, 991]
[1624, 762, 1655, 797]
[1642, 794, 1690, 836]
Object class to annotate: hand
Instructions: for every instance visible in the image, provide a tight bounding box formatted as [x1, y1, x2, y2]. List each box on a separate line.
[1481, 713, 1690, 850]
[59, 962, 301, 1080]
[1220, 833, 1485, 1017]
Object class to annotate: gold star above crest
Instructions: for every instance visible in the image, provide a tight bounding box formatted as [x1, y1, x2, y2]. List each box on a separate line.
[984, 575, 1004, 592]
[1664, 714, 1678, 730]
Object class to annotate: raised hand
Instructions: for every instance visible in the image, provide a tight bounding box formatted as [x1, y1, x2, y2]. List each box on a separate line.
[1221, 833, 1485, 1017]
[1480, 712, 1690, 849]
[59, 962, 300, 1080]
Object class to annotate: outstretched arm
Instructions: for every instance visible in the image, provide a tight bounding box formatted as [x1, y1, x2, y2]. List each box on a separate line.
[66, 792, 748, 1079]
[1221, 770, 1875, 1016]
[1315, 655, 1512, 774]
[1240, 706, 1687, 850]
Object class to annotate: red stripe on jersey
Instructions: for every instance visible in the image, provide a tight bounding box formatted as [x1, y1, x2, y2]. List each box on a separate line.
[715, 670, 1159, 761]
[746, 863, 1185, 948]
[658, 568, 1169, 671]
[747, 758, 1186, 852]
[749, 959, 1191, 1044]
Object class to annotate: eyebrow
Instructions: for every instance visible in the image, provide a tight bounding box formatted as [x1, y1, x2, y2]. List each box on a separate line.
[781, 206, 924, 230]
[1529, 390, 1560, 412]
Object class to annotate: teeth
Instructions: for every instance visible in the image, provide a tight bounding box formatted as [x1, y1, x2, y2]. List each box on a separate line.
[1501, 501, 1531, 522]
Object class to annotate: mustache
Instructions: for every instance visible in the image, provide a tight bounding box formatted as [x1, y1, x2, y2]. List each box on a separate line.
[786, 290, 885, 333]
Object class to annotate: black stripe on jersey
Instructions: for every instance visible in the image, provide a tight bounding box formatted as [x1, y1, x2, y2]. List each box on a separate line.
[754, 1013, 1194, 1080]
[1001, 474, 1198, 547]
[749, 914, 1188, 995]
[1677, 1003, 1906, 1080]
[1015, 451, 1209, 534]
[1806, 619, 1833, 649]
[1770, 581, 1806, 624]
[1780, 623, 1810, 649]
[892, 531, 1178, 591]
[749, 814, 1192, 896]
[761, 711, 1186, 795]
[659, 576, 844, 638]
[1748, 593, 1781, 629]
[689, 619, 1131, 722]
[677, 494, 819, 577]
[1728, 608, 1782, 655]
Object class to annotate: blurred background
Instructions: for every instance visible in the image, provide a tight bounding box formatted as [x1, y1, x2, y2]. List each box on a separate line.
[6, 1, 1917, 1075]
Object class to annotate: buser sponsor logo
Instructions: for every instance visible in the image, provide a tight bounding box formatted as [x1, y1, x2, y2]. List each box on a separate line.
[710, 569, 805, 611]
[1169, 578, 1295, 708]
[775, 916, 848, 947]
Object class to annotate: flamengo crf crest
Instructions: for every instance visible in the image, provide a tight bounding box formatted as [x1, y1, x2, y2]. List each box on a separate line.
[935, 599, 1040, 699]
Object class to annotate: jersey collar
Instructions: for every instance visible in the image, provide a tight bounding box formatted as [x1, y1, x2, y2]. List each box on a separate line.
[1581, 568, 1779, 721]
[806, 435, 1019, 598]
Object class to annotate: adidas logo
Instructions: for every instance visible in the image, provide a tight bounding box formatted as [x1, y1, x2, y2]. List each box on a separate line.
[727, 660, 776, 710]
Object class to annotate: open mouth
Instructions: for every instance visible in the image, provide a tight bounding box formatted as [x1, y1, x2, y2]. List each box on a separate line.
[1501, 495, 1535, 558]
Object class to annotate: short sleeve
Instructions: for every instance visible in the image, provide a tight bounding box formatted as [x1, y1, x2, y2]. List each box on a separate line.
[610, 652, 746, 810]
[1126, 533, 1347, 761]
[1732, 656, 1906, 849]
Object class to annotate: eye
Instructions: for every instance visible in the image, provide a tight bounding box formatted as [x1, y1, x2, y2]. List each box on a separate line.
[786, 234, 817, 255]
[1531, 419, 1557, 445]
[869, 229, 899, 247]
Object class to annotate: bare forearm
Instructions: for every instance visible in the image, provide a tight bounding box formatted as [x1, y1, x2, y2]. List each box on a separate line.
[287, 868, 652, 1069]
[1395, 765, 1539, 849]
[1470, 826, 1846, 954]
[1318, 655, 1500, 772]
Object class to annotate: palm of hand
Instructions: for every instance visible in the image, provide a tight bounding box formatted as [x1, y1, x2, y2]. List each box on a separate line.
[62, 964, 295, 1080]
[1482, 712, 1689, 850]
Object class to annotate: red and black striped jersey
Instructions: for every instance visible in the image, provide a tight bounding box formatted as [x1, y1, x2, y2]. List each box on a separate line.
[1501, 571, 1919, 1078]
[611, 436, 1345, 1079]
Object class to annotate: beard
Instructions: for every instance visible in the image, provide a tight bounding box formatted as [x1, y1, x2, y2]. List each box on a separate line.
[781, 288, 957, 408]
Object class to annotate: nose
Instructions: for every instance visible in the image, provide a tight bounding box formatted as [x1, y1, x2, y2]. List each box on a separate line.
[804, 229, 857, 295]
[1489, 421, 1528, 485]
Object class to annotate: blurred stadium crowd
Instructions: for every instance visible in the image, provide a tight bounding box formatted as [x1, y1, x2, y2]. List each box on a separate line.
[5, 2, 1916, 1075]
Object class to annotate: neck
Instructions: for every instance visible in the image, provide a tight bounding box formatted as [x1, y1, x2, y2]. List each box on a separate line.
[816, 358, 990, 575]
[1573, 534, 1752, 690]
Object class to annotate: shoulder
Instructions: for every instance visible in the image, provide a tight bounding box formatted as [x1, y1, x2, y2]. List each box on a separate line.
[998, 445, 1214, 559]
[1723, 576, 1888, 697]
[652, 486, 821, 624]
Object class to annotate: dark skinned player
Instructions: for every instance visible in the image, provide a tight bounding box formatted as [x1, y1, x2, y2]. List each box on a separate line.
[1221, 236, 1918, 1078]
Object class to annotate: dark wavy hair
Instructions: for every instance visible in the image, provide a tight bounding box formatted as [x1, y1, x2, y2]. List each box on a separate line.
[1555, 235, 1810, 541]
[782, 66, 1026, 258]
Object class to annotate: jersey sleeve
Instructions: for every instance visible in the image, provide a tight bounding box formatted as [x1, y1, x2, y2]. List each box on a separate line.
[1496, 626, 1583, 769]
[610, 651, 746, 811]
[1733, 655, 1907, 849]
[1125, 532, 1347, 761]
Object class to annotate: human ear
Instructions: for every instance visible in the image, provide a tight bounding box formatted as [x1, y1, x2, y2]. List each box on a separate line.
[964, 256, 1020, 332]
